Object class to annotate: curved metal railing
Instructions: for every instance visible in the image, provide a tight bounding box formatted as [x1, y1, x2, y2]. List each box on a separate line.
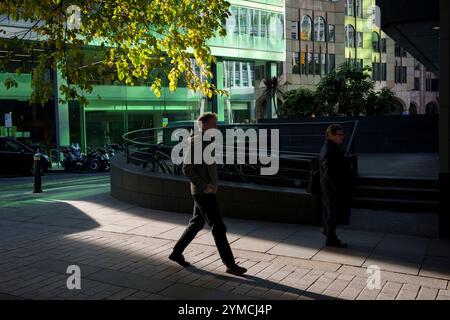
[121, 121, 359, 193]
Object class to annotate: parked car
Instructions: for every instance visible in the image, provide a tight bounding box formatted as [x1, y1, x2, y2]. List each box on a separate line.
[0, 137, 51, 176]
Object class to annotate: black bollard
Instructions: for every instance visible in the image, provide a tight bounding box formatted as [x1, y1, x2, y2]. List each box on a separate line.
[33, 153, 43, 193]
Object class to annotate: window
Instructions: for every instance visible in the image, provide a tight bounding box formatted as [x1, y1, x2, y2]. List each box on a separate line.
[380, 38, 387, 53]
[357, 32, 363, 48]
[426, 78, 440, 91]
[242, 63, 249, 87]
[356, 0, 363, 17]
[292, 52, 299, 66]
[426, 103, 438, 115]
[254, 63, 265, 81]
[432, 79, 439, 91]
[381, 63, 387, 81]
[372, 63, 379, 80]
[223, 61, 254, 88]
[228, 7, 239, 35]
[372, 32, 380, 52]
[347, 59, 363, 69]
[296, 52, 335, 76]
[345, 25, 355, 47]
[327, 54, 336, 74]
[260, 10, 267, 38]
[415, 60, 421, 71]
[395, 66, 408, 83]
[313, 53, 320, 75]
[372, 63, 387, 81]
[2, 140, 22, 152]
[239, 7, 249, 35]
[307, 53, 314, 74]
[414, 78, 420, 91]
[300, 52, 307, 74]
[395, 43, 407, 57]
[250, 9, 259, 37]
[345, 0, 354, 16]
[292, 52, 300, 74]
[314, 16, 326, 42]
[291, 21, 298, 40]
[300, 15, 313, 41]
[328, 24, 335, 43]
[321, 53, 327, 75]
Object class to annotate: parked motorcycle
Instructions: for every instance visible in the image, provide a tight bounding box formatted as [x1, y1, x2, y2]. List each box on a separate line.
[61, 143, 101, 173]
[61, 143, 84, 173]
[85, 147, 102, 173]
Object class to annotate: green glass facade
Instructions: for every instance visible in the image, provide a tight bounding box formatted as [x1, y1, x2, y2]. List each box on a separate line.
[0, 0, 285, 150]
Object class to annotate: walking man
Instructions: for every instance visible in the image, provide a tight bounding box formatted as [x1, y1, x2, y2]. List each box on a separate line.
[319, 124, 352, 248]
[169, 113, 247, 276]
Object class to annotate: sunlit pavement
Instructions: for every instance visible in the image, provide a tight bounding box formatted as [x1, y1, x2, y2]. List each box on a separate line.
[1, 173, 450, 300]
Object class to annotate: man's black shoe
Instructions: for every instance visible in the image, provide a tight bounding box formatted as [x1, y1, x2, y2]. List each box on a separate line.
[226, 264, 247, 276]
[169, 253, 191, 267]
[326, 239, 348, 248]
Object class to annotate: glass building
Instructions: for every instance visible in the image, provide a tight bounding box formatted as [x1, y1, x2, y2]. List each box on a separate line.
[0, 0, 286, 150]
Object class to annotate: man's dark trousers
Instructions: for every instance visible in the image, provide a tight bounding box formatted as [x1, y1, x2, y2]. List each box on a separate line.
[173, 194, 235, 267]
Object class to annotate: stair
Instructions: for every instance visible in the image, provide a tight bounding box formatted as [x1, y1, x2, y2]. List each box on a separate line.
[351, 176, 439, 213]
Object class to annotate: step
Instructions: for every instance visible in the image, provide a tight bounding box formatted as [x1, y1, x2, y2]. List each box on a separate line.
[351, 197, 438, 213]
[354, 176, 439, 189]
[352, 186, 439, 201]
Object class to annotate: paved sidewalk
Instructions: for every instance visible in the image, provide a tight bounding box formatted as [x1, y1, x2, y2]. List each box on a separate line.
[1, 174, 449, 300]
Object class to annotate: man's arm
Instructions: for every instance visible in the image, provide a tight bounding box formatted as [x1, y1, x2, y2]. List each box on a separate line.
[320, 151, 339, 191]
[182, 142, 208, 192]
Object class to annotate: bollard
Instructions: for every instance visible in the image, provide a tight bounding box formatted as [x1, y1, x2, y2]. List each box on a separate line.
[33, 153, 43, 193]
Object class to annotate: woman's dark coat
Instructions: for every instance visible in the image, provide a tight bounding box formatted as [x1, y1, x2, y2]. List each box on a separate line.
[319, 139, 352, 226]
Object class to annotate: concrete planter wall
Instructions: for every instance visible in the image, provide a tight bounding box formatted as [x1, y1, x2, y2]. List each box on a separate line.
[111, 157, 322, 226]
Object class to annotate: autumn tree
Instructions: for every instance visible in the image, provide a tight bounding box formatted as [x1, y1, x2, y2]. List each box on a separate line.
[0, 0, 231, 106]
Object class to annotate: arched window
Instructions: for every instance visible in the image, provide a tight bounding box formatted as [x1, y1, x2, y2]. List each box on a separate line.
[372, 31, 380, 52]
[314, 16, 326, 42]
[426, 102, 439, 115]
[300, 15, 312, 41]
[345, 25, 355, 47]
[393, 99, 405, 115]
[409, 103, 418, 115]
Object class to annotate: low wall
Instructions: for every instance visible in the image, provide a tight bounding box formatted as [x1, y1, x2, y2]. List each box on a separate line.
[111, 156, 322, 226]
[259, 115, 439, 154]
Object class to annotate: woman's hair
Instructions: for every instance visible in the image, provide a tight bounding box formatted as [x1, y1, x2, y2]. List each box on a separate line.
[325, 124, 344, 137]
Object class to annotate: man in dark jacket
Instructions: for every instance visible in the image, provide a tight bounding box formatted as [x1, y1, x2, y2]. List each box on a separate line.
[319, 124, 351, 248]
[169, 113, 247, 276]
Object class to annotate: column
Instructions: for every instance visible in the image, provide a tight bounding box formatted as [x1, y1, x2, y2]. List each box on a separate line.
[439, 0, 450, 238]
[54, 67, 71, 160]
[265, 61, 279, 119]
[215, 59, 226, 122]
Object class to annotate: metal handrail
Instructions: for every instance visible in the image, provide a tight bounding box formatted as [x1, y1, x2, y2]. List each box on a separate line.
[346, 120, 359, 156]
[121, 121, 359, 193]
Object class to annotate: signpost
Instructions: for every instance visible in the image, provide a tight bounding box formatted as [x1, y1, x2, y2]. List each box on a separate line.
[4, 113, 12, 137]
